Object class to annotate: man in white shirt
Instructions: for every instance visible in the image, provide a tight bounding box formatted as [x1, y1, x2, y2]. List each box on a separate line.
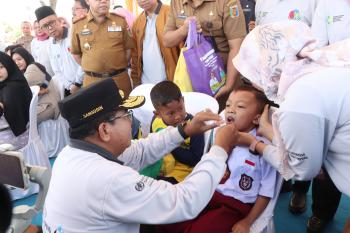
[35, 6, 83, 96]
[42, 78, 238, 233]
[311, 0, 350, 47]
[255, 0, 318, 26]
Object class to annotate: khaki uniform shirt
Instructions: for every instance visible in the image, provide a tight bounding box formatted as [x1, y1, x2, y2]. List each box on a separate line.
[15, 35, 34, 53]
[71, 11, 134, 73]
[164, 0, 246, 63]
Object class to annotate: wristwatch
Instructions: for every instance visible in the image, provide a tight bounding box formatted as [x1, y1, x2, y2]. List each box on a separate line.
[249, 138, 263, 155]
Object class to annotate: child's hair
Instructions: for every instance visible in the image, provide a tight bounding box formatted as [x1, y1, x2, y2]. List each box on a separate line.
[234, 84, 269, 114]
[150, 81, 182, 109]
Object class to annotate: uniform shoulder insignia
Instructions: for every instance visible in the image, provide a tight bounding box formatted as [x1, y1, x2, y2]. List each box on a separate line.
[73, 15, 87, 24]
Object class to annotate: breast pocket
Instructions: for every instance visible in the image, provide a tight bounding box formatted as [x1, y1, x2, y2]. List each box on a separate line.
[80, 34, 95, 52]
[205, 19, 224, 37]
[175, 18, 185, 29]
[108, 31, 124, 49]
[238, 164, 260, 194]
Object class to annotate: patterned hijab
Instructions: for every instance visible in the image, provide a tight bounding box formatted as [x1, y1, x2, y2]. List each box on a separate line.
[233, 21, 350, 104]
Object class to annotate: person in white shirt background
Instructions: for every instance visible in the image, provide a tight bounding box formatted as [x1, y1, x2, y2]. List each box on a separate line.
[31, 20, 54, 77]
[232, 21, 350, 233]
[255, 0, 318, 26]
[35, 6, 83, 97]
[42, 78, 238, 233]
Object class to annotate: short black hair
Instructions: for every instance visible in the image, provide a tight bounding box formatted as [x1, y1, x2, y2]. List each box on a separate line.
[150, 81, 182, 109]
[4, 44, 23, 55]
[234, 85, 269, 114]
[69, 111, 117, 139]
[75, 0, 89, 10]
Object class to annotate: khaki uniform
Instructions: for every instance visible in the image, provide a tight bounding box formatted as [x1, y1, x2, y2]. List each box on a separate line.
[164, 0, 246, 66]
[15, 35, 34, 53]
[71, 11, 134, 95]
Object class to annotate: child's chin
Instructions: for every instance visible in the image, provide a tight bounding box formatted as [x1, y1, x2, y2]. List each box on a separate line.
[226, 121, 234, 125]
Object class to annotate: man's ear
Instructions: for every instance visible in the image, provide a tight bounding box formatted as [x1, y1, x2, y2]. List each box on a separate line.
[97, 122, 111, 142]
[253, 114, 261, 126]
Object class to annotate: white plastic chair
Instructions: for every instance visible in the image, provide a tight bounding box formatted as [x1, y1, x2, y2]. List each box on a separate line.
[11, 86, 50, 200]
[52, 74, 65, 100]
[130, 84, 219, 137]
[38, 115, 69, 158]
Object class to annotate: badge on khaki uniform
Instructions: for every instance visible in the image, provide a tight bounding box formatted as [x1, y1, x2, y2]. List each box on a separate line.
[81, 25, 92, 36]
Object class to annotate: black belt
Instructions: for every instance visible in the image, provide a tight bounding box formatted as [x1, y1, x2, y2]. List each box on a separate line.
[85, 68, 126, 78]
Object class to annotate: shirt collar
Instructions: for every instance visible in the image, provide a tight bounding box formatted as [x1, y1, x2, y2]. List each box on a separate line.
[53, 27, 68, 44]
[86, 11, 112, 22]
[70, 139, 124, 165]
[183, 0, 215, 5]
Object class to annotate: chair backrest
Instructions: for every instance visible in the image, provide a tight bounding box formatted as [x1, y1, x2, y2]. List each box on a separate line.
[52, 75, 65, 100]
[29, 86, 40, 141]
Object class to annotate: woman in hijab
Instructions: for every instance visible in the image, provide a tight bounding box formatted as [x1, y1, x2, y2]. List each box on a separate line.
[12, 47, 60, 123]
[232, 21, 350, 199]
[0, 52, 32, 149]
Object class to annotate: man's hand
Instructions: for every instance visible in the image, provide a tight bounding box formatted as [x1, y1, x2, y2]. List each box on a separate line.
[214, 124, 238, 154]
[179, 17, 202, 37]
[70, 84, 80, 94]
[248, 21, 255, 32]
[183, 109, 222, 137]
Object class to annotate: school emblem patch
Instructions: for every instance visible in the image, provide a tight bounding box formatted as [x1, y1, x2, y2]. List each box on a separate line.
[239, 174, 253, 191]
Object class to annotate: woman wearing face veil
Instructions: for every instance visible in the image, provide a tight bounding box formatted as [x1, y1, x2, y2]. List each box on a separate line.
[0, 52, 32, 149]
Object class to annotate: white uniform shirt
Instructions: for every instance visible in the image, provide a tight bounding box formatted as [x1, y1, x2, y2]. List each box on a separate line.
[311, 0, 350, 47]
[141, 14, 167, 84]
[216, 129, 276, 203]
[263, 67, 350, 196]
[31, 38, 54, 77]
[255, 0, 318, 26]
[48, 27, 84, 90]
[43, 127, 228, 233]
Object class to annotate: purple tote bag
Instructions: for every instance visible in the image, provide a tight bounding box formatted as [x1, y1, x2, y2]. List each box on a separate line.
[183, 20, 227, 96]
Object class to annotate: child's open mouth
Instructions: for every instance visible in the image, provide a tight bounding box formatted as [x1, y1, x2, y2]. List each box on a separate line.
[226, 116, 235, 124]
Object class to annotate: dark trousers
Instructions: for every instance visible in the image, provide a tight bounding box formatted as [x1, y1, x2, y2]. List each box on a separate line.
[293, 180, 311, 194]
[311, 169, 342, 221]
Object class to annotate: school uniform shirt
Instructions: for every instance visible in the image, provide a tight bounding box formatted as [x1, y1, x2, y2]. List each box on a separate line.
[48, 27, 84, 90]
[216, 129, 276, 203]
[42, 126, 228, 233]
[263, 67, 350, 196]
[255, 0, 319, 26]
[311, 0, 350, 47]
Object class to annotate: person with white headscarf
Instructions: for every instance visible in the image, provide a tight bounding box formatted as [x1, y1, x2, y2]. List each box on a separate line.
[231, 21, 350, 232]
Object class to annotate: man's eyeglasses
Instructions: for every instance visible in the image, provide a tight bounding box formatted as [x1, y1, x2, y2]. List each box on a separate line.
[40, 20, 57, 30]
[108, 110, 133, 123]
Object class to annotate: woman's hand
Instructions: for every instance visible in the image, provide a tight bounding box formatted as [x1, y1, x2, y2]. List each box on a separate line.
[257, 105, 274, 141]
[237, 132, 255, 147]
[38, 88, 49, 96]
[214, 84, 230, 100]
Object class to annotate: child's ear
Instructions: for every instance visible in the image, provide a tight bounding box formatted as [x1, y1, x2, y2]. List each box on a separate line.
[253, 114, 261, 126]
[153, 110, 161, 118]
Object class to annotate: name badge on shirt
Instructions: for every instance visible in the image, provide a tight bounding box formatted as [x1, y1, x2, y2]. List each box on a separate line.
[108, 24, 122, 32]
[245, 159, 256, 170]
